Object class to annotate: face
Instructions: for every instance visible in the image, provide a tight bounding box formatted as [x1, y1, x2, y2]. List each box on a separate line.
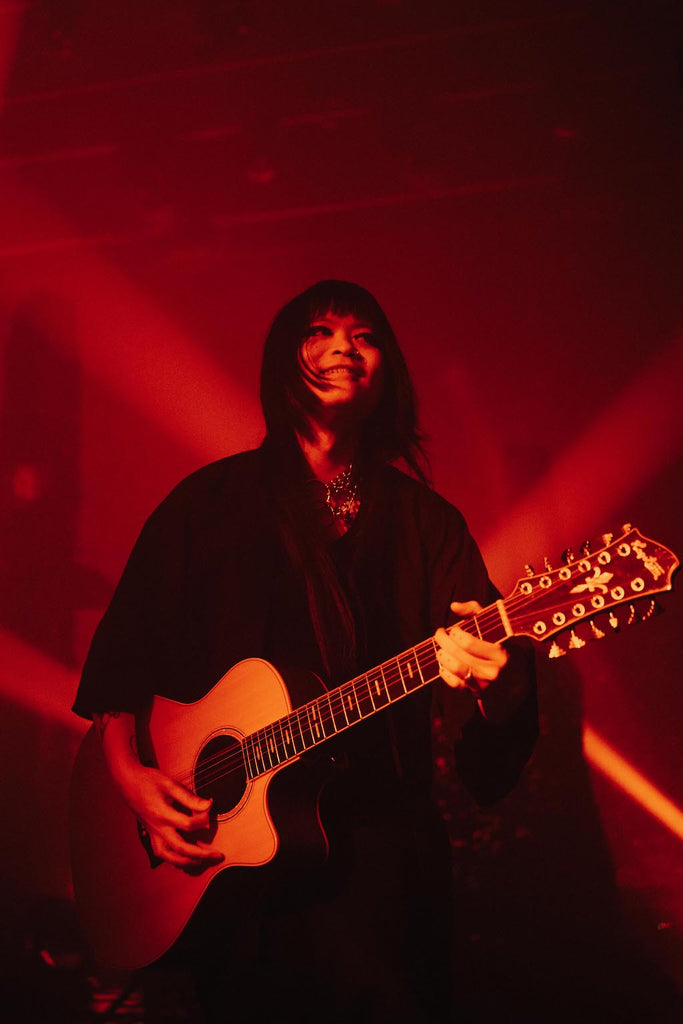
[299, 311, 384, 423]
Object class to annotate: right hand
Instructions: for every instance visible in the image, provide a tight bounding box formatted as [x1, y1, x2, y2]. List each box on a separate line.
[118, 762, 225, 870]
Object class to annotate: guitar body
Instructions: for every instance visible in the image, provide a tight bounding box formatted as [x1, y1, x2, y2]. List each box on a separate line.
[69, 659, 330, 969]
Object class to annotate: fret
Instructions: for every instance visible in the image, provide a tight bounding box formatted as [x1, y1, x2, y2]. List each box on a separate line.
[355, 676, 375, 718]
[252, 732, 266, 774]
[467, 601, 510, 643]
[290, 708, 306, 754]
[279, 717, 297, 760]
[296, 706, 315, 750]
[260, 727, 274, 770]
[397, 650, 423, 692]
[305, 703, 325, 745]
[273, 719, 289, 764]
[414, 647, 426, 684]
[265, 724, 281, 767]
[320, 693, 335, 738]
[329, 690, 349, 732]
[263, 726, 274, 768]
[258, 727, 270, 770]
[416, 639, 440, 682]
[384, 658, 407, 700]
[243, 735, 256, 780]
[253, 728, 266, 769]
[246, 733, 257, 776]
[366, 666, 390, 709]
[339, 682, 361, 724]
[394, 655, 409, 696]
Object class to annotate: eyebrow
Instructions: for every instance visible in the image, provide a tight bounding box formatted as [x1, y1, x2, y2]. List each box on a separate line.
[310, 316, 373, 329]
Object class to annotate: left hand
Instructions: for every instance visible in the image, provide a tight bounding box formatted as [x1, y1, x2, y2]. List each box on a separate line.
[434, 600, 509, 694]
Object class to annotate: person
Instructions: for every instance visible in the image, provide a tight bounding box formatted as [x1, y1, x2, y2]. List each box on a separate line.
[73, 280, 538, 1023]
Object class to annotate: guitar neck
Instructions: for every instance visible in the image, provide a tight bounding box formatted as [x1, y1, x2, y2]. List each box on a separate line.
[239, 525, 679, 780]
[242, 600, 511, 780]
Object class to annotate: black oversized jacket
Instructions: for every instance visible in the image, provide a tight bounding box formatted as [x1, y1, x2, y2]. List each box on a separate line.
[74, 448, 537, 807]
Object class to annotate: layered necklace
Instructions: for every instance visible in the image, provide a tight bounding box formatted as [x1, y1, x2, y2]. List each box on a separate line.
[323, 463, 360, 526]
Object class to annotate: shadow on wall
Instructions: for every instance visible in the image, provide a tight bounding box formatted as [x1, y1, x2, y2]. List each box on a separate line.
[0, 294, 108, 993]
[0, 292, 109, 666]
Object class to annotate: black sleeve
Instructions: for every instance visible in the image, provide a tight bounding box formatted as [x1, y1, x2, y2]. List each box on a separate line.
[424, 493, 539, 804]
[453, 639, 538, 805]
[72, 497, 186, 719]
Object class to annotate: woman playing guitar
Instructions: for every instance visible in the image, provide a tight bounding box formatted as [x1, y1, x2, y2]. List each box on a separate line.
[73, 280, 537, 1023]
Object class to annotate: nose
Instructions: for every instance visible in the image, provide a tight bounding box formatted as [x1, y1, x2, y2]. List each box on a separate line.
[333, 329, 363, 359]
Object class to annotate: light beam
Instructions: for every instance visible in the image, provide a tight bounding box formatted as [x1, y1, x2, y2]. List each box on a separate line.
[584, 725, 683, 841]
[482, 330, 683, 587]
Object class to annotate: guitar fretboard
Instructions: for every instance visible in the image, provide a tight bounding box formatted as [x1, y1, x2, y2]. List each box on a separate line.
[241, 602, 510, 780]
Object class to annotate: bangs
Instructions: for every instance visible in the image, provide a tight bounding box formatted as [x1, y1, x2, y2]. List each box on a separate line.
[301, 281, 391, 345]
[260, 278, 428, 482]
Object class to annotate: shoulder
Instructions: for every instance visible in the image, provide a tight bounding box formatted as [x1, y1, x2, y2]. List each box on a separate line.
[380, 463, 467, 530]
[167, 448, 264, 499]
[376, 464, 479, 574]
[145, 448, 266, 531]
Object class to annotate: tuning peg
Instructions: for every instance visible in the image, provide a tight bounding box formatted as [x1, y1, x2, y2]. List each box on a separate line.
[589, 619, 605, 639]
[561, 548, 574, 564]
[548, 641, 566, 659]
[621, 522, 633, 533]
[544, 556, 553, 571]
[608, 611, 619, 631]
[640, 599, 661, 621]
[524, 564, 535, 578]
[580, 539, 591, 556]
[601, 532, 614, 546]
[568, 630, 586, 649]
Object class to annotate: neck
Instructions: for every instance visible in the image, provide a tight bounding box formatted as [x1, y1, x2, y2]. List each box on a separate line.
[297, 421, 360, 482]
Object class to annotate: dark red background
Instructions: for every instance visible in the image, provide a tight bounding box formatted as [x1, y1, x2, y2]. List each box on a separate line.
[0, 1, 681, 1018]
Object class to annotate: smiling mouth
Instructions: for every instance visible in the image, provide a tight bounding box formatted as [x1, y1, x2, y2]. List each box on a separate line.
[321, 366, 363, 379]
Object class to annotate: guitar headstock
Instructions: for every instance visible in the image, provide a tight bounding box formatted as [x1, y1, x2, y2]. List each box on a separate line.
[506, 525, 679, 650]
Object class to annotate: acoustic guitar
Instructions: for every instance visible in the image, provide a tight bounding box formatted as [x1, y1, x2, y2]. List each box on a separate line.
[69, 524, 678, 968]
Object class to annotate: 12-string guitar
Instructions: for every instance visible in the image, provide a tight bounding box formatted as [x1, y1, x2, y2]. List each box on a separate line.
[69, 525, 678, 968]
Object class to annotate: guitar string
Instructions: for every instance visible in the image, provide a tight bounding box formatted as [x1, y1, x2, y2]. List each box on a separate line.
[182, 596, 509, 784]
[180, 643, 605, 795]
[173, 640, 440, 790]
[175, 636, 436, 787]
[181, 538, 658, 794]
[174, 582, 633, 792]
[173, 571, 637, 792]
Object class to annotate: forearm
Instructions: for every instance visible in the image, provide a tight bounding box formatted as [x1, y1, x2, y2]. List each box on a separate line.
[93, 711, 143, 795]
[92, 710, 221, 867]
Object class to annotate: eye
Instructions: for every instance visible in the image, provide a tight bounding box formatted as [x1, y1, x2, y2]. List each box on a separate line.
[304, 325, 332, 339]
[353, 331, 377, 347]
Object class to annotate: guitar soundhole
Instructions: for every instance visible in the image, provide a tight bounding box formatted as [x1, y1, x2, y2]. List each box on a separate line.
[194, 735, 247, 815]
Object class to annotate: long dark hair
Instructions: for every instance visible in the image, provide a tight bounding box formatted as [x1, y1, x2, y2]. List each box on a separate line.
[259, 280, 429, 680]
[260, 280, 428, 481]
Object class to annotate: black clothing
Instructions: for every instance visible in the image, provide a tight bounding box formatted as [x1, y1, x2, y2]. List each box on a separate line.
[75, 449, 535, 800]
[73, 448, 537, 1021]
